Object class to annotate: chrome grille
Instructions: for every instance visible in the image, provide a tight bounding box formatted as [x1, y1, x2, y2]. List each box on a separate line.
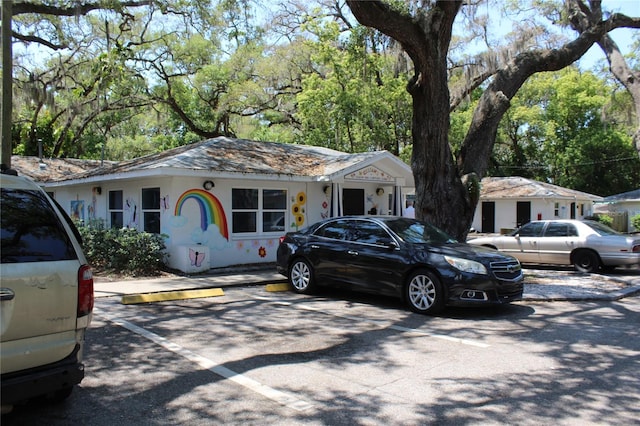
[490, 259, 523, 282]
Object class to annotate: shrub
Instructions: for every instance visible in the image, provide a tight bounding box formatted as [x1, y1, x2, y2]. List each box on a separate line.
[632, 214, 640, 232]
[585, 214, 613, 227]
[77, 220, 167, 276]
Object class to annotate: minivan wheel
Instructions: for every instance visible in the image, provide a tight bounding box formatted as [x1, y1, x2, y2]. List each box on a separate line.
[289, 259, 316, 294]
[405, 269, 445, 315]
[572, 250, 600, 273]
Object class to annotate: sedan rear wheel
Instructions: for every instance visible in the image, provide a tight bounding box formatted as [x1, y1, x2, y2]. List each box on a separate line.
[289, 259, 316, 294]
[405, 269, 445, 315]
[572, 249, 600, 273]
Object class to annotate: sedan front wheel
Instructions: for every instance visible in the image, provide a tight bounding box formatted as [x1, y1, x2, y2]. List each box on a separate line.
[289, 259, 316, 294]
[405, 269, 445, 315]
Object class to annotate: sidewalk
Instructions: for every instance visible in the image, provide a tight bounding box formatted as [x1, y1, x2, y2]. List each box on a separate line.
[94, 266, 640, 302]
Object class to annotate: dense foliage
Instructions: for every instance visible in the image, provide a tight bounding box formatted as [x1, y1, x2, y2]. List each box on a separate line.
[77, 221, 167, 276]
[6, 0, 639, 238]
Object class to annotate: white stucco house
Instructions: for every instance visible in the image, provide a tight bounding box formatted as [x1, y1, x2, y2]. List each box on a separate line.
[471, 176, 603, 234]
[13, 137, 415, 272]
[594, 188, 640, 232]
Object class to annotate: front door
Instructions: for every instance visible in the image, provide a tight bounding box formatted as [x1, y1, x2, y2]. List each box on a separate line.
[516, 201, 531, 228]
[481, 202, 495, 233]
[343, 188, 364, 215]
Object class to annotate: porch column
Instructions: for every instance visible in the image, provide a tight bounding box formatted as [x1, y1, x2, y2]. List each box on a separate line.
[330, 183, 343, 217]
[393, 186, 403, 216]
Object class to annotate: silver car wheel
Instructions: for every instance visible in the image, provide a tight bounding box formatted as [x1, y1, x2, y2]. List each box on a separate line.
[408, 274, 436, 310]
[289, 259, 315, 294]
[405, 269, 445, 314]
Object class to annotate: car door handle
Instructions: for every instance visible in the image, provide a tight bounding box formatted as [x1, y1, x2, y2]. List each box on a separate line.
[347, 250, 359, 256]
[310, 245, 320, 249]
[0, 288, 15, 301]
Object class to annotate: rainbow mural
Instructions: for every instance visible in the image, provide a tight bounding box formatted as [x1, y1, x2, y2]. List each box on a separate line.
[174, 189, 229, 240]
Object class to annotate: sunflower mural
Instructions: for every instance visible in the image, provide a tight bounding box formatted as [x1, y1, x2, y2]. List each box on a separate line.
[292, 191, 306, 229]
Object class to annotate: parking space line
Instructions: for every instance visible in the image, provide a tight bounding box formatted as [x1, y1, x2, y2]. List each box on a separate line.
[252, 296, 490, 348]
[94, 309, 314, 412]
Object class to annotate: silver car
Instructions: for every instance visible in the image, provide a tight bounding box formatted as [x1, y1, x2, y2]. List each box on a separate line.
[468, 219, 640, 273]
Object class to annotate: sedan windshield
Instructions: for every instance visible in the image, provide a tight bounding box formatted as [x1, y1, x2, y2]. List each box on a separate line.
[385, 218, 457, 244]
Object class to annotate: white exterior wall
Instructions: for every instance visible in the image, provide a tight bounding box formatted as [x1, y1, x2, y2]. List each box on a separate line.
[49, 177, 399, 271]
[472, 198, 595, 234]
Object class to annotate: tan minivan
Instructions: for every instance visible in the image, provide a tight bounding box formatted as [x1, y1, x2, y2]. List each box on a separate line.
[1, 172, 94, 410]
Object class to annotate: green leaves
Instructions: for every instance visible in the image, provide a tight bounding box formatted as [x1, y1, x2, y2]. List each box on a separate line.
[492, 67, 640, 196]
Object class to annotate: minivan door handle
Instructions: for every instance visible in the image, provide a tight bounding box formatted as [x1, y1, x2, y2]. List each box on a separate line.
[0, 288, 15, 301]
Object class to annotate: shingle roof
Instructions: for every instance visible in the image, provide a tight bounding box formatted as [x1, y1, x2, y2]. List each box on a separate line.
[602, 188, 640, 202]
[10, 156, 112, 182]
[49, 137, 387, 182]
[480, 176, 603, 201]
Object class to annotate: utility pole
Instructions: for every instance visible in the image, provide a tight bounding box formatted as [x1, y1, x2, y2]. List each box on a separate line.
[1, 0, 13, 171]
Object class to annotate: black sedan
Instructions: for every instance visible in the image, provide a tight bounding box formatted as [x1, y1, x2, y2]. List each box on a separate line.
[276, 216, 524, 315]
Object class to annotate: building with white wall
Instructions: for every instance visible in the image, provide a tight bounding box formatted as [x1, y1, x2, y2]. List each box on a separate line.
[472, 177, 603, 234]
[17, 137, 414, 272]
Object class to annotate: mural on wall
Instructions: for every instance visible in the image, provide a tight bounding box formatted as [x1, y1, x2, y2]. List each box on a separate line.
[292, 191, 306, 229]
[125, 197, 138, 227]
[89, 187, 99, 220]
[236, 238, 278, 260]
[161, 195, 170, 213]
[321, 186, 330, 219]
[170, 189, 231, 254]
[70, 200, 85, 222]
[189, 248, 206, 267]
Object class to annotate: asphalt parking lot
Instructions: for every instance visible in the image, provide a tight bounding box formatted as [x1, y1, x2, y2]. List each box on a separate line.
[4, 270, 640, 425]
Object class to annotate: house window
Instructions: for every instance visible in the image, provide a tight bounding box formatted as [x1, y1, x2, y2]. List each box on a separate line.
[554, 202, 560, 217]
[232, 188, 287, 234]
[142, 187, 161, 234]
[262, 189, 287, 232]
[109, 190, 124, 228]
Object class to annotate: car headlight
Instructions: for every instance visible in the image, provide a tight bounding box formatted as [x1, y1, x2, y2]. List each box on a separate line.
[444, 256, 488, 275]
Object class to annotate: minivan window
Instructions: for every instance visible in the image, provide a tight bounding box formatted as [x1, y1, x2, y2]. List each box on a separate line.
[1, 188, 77, 263]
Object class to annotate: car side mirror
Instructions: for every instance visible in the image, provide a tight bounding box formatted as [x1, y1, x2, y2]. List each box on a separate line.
[383, 239, 399, 250]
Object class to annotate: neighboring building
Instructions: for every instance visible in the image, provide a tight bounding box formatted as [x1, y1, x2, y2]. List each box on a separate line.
[13, 137, 415, 272]
[472, 177, 603, 234]
[594, 189, 640, 232]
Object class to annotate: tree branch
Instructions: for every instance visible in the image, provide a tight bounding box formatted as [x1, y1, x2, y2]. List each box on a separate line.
[12, 1, 154, 17]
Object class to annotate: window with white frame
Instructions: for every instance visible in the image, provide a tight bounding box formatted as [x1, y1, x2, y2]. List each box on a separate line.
[142, 187, 161, 233]
[109, 190, 124, 228]
[232, 188, 287, 234]
[554, 202, 560, 217]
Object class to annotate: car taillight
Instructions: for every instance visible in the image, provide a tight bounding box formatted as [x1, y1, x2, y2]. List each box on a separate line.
[279, 236, 286, 244]
[633, 245, 640, 253]
[78, 264, 94, 317]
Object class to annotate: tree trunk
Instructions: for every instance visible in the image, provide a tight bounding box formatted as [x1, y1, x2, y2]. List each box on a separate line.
[410, 60, 476, 240]
[346, 0, 637, 241]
